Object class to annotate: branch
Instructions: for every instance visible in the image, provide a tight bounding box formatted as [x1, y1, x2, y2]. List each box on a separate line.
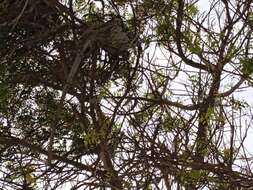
[0, 135, 106, 176]
[48, 39, 91, 164]
[175, 0, 210, 71]
[217, 78, 245, 97]
[107, 96, 199, 111]
[10, 0, 29, 33]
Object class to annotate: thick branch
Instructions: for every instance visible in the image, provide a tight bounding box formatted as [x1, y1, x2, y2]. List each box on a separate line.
[0, 135, 106, 177]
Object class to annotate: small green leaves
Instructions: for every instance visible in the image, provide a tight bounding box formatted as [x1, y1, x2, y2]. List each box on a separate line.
[189, 170, 202, 181]
[186, 3, 199, 17]
[247, 12, 253, 28]
[84, 129, 100, 146]
[180, 169, 208, 186]
[163, 114, 184, 131]
[25, 173, 35, 186]
[156, 15, 175, 41]
[199, 106, 214, 124]
[240, 57, 253, 76]
[185, 31, 202, 54]
[24, 166, 36, 188]
[222, 148, 231, 162]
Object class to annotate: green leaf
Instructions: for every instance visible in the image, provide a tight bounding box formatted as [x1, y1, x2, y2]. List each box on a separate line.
[25, 173, 35, 185]
[223, 148, 231, 162]
[189, 170, 202, 181]
[185, 31, 201, 54]
[181, 169, 208, 186]
[240, 57, 253, 76]
[156, 15, 175, 41]
[186, 4, 199, 17]
[248, 12, 253, 27]
[84, 129, 100, 145]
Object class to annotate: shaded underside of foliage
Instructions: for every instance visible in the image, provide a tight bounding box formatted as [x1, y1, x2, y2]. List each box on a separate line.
[1, 0, 253, 189]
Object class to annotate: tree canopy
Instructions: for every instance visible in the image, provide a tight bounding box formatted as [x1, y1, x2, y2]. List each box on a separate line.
[1, 0, 253, 189]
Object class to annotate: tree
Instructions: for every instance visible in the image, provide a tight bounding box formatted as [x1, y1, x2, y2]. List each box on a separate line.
[1, 0, 253, 189]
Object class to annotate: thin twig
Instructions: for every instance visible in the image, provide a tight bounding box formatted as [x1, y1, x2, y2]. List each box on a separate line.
[47, 39, 91, 164]
[10, 0, 29, 33]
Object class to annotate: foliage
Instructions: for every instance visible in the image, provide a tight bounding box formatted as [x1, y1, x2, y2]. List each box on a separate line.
[1, 0, 253, 189]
